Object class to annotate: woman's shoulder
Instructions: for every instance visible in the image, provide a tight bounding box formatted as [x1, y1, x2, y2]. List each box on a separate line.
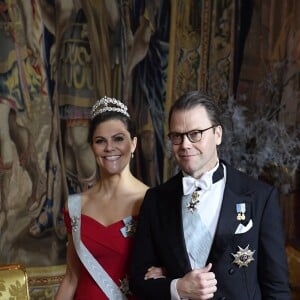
[123, 179, 149, 213]
[131, 176, 149, 195]
[135, 182, 149, 202]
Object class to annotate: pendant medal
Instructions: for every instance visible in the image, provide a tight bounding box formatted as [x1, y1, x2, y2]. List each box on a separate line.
[236, 203, 246, 221]
[187, 191, 200, 212]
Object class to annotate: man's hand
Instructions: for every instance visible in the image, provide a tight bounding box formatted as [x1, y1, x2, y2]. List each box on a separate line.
[177, 263, 217, 300]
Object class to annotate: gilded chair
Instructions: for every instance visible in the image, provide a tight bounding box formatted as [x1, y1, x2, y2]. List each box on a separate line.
[0, 264, 30, 300]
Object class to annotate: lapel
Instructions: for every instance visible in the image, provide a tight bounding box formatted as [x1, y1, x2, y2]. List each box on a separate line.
[158, 173, 192, 273]
[207, 163, 254, 263]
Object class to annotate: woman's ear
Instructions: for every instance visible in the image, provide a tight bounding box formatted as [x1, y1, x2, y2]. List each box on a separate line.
[131, 136, 138, 152]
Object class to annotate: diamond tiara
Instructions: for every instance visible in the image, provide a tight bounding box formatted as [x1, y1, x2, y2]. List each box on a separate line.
[91, 96, 130, 119]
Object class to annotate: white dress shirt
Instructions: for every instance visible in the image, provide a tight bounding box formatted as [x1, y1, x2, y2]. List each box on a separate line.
[171, 162, 227, 299]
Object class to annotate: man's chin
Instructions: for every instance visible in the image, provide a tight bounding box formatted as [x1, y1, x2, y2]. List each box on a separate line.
[179, 164, 194, 175]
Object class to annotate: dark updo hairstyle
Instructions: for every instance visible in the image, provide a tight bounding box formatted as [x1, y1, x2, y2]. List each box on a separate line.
[88, 110, 136, 144]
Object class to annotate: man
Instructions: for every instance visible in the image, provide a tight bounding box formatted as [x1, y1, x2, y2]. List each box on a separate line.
[130, 91, 291, 299]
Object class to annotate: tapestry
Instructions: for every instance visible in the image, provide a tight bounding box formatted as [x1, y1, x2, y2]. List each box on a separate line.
[0, 0, 249, 266]
[0, 2, 299, 298]
[0, 0, 173, 267]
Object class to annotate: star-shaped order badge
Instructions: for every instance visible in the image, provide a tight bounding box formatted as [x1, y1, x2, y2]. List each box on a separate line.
[232, 245, 255, 267]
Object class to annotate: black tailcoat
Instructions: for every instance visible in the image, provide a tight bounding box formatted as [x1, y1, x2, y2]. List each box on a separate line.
[130, 162, 290, 300]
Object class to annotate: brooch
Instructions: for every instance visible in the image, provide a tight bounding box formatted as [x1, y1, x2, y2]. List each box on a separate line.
[120, 216, 137, 238]
[187, 190, 200, 212]
[232, 245, 255, 267]
[236, 203, 246, 221]
[71, 216, 79, 232]
[119, 275, 131, 296]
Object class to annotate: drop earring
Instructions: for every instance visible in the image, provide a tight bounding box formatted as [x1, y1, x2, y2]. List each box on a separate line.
[131, 152, 134, 159]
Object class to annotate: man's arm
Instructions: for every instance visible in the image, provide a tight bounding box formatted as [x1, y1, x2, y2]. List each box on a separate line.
[258, 186, 291, 298]
[130, 190, 172, 299]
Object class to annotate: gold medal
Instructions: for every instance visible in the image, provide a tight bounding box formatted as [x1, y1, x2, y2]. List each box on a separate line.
[232, 245, 255, 267]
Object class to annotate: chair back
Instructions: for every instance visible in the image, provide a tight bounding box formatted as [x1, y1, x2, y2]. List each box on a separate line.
[0, 264, 30, 299]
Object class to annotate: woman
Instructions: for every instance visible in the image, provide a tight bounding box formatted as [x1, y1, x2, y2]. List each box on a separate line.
[55, 96, 162, 299]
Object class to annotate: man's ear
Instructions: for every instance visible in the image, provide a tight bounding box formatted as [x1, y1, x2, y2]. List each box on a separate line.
[215, 125, 222, 146]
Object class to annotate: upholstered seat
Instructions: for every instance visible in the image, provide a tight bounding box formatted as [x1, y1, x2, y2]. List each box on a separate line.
[0, 264, 30, 299]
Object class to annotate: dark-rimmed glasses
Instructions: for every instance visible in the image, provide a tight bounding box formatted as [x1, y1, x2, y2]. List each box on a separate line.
[168, 125, 217, 145]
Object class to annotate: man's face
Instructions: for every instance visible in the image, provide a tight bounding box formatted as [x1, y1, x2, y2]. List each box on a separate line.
[169, 106, 222, 178]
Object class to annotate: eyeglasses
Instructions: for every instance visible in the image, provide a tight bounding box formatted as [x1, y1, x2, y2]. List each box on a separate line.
[168, 125, 216, 145]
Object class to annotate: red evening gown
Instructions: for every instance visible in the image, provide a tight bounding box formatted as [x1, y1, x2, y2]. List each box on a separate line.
[64, 209, 138, 300]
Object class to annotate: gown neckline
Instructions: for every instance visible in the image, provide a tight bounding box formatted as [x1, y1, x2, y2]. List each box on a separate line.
[81, 214, 137, 229]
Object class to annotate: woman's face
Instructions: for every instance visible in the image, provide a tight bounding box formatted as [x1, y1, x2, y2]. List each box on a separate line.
[91, 119, 137, 176]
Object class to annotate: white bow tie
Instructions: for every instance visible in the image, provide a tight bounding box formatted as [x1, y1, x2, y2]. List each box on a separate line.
[182, 175, 212, 195]
[182, 163, 224, 195]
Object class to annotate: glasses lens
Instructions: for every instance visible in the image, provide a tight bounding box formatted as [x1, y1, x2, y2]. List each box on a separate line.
[168, 133, 182, 145]
[187, 130, 202, 142]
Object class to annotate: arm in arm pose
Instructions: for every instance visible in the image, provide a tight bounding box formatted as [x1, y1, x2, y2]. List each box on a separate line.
[130, 189, 217, 300]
